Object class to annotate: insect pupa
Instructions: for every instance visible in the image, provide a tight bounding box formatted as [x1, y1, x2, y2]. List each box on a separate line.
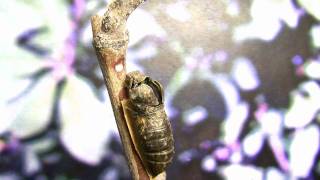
[121, 71, 174, 177]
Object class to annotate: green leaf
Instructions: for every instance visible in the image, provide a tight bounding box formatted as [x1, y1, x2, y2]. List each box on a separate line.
[233, 0, 300, 42]
[0, 0, 70, 58]
[24, 147, 41, 175]
[289, 125, 320, 177]
[7, 74, 57, 138]
[242, 127, 264, 157]
[0, 58, 47, 108]
[27, 137, 56, 154]
[0, 0, 43, 57]
[298, 0, 320, 21]
[310, 25, 320, 48]
[59, 74, 117, 165]
[28, 0, 71, 52]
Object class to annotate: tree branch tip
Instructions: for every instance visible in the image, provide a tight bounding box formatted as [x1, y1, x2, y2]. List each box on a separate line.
[91, 15, 102, 36]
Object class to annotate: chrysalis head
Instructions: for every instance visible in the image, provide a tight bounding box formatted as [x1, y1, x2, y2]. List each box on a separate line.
[125, 71, 163, 111]
[125, 71, 146, 89]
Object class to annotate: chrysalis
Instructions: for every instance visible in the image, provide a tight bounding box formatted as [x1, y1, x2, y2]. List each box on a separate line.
[121, 71, 174, 177]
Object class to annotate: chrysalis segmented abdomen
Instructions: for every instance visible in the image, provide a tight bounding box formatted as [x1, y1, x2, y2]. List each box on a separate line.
[134, 106, 174, 176]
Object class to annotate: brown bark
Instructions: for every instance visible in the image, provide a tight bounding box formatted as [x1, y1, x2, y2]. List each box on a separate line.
[91, 1, 165, 179]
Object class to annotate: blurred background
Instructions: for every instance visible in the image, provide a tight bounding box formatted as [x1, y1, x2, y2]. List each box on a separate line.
[1, 0, 320, 179]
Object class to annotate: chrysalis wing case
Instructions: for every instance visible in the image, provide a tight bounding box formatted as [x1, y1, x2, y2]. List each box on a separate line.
[121, 71, 174, 177]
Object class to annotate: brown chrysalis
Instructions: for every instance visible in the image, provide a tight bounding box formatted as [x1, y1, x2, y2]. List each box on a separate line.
[121, 71, 174, 177]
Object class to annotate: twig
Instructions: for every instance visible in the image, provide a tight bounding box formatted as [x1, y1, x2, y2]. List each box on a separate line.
[91, 1, 166, 179]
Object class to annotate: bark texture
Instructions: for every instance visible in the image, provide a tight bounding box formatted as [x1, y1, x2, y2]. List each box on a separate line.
[91, 0, 166, 179]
